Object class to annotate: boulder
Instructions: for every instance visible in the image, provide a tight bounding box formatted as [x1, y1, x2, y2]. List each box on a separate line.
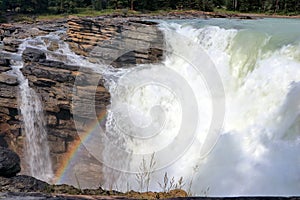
[0, 146, 21, 177]
[0, 175, 48, 192]
[0, 66, 11, 73]
[2, 37, 22, 52]
[0, 73, 18, 86]
[22, 47, 46, 62]
[0, 59, 9, 67]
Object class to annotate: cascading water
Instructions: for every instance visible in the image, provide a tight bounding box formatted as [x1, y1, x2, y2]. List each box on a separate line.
[4, 18, 300, 196]
[99, 18, 300, 196]
[9, 39, 54, 182]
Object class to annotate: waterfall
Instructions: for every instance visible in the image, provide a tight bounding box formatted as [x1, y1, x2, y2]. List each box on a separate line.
[10, 40, 54, 182]
[4, 18, 300, 196]
[99, 19, 300, 196]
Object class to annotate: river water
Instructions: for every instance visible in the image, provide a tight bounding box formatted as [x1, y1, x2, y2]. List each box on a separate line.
[102, 18, 300, 196]
[4, 18, 300, 196]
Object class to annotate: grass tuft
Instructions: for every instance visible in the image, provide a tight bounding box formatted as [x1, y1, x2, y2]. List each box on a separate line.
[135, 152, 156, 192]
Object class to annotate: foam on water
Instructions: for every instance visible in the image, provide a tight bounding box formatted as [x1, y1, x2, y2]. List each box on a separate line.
[9, 39, 54, 182]
[102, 19, 300, 195]
[6, 19, 300, 196]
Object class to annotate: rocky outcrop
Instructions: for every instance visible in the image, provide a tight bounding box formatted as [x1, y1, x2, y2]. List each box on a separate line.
[0, 144, 187, 199]
[0, 17, 165, 187]
[0, 20, 68, 166]
[21, 47, 110, 175]
[0, 156, 187, 199]
[0, 175, 48, 192]
[0, 73, 21, 153]
[67, 17, 164, 67]
[22, 47, 46, 62]
[20, 18, 164, 184]
[0, 146, 21, 177]
[0, 59, 12, 73]
[0, 20, 66, 52]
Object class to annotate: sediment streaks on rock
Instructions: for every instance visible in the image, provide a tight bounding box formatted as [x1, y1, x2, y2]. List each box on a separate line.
[0, 17, 164, 182]
[67, 17, 164, 67]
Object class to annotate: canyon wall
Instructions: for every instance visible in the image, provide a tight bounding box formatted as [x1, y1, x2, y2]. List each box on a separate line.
[0, 17, 164, 185]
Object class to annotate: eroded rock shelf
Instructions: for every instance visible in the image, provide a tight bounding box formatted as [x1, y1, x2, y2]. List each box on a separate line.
[0, 17, 164, 186]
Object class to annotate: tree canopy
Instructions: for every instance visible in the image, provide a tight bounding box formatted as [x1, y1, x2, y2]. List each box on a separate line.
[0, 0, 299, 15]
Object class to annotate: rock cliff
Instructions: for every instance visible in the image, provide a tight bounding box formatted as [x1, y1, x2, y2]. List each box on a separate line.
[67, 17, 164, 67]
[0, 17, 164, 187]
[21, 47, 110, 174]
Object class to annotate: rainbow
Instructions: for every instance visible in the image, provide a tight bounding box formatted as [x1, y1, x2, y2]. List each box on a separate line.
[54, 110, 107, 184]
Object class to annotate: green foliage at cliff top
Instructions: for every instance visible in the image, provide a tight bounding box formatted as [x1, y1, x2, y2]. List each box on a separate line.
[1, 0, 300, 17]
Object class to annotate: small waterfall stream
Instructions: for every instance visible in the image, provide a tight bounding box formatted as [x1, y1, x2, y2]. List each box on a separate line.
[9, 39, 54, 182]
[2, 18, 300, 196]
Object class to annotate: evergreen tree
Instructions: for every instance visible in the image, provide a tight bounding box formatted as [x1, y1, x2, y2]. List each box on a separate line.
[0, 0, 300, 15]
[199, 0, 214, 11]
[92, 0, 102, 10]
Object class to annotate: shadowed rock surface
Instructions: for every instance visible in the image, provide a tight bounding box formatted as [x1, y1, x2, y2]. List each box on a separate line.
[0, 16, 165, 187]
[0, 175, 48, 192]
[0, 146, 20, 177]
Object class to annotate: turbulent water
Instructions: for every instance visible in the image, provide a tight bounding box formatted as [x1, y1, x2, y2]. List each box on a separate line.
[9, 39, 54, 182]
[4, 18, 300, 196]
[101, 18, 300, 196]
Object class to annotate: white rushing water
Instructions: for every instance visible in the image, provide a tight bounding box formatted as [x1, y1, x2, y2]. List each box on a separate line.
[9, 39, 54, 182]
[5, 18, 300, 196]
[99, 18, 300, 196]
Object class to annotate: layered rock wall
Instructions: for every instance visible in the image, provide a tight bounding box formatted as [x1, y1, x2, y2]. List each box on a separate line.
[21, 48, 110, 172]
[0, 17, 164, 182]
[0, 74, 21, 152]
[67, 17, 164, 67]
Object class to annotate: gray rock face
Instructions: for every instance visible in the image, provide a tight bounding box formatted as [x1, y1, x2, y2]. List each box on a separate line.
[0, 175, 48, 192]
[0, 17, 165, 185]
[0, 59, 10, 73]
[0, 147, 21, 177]
[2, 37, 22, 52]
[67, 17, 164, 67]
[22, 47, 46, 63]
[21, 49, 110, 173]
[0, 74, 20, 160]
[0, 74, 18, 86]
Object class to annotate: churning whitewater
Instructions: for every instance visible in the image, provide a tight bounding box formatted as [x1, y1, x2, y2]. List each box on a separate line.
[5, 18, 300, 196]
[9, 39, 54, 182]
[103, 19, 300, 196]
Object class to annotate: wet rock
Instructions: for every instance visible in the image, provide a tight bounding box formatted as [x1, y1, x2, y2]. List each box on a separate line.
[25, 28, 47, 38]
[0, 123, 11, 136]
[47, 41, 59, 51]
[0, 175, 48, 192]
[2, 37, 22, 52]
[67, 17, 164, 68]
[0, 74, 19, 109]
[0, 137, 8, 148]
[0, 74, 18, 86]
[20, 58, 109, 175]
[37, 20, 67, 32]
[0, 147, 21, 177]
[0, 66, 11, 73]
[1, 17, 164, 185]
[22, 47, 46, 62]
[0, 59, 10, 67]
[0, 72, 21, 171]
